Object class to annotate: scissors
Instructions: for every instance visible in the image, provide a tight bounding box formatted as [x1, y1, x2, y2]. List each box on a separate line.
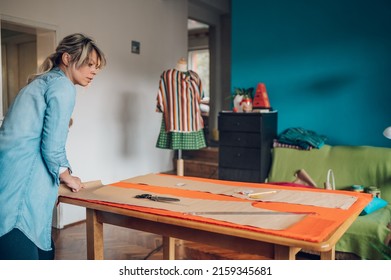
[134, 193, 180, 202]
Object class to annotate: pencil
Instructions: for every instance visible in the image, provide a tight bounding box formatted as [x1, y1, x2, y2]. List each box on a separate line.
[248, 190, 277, 199]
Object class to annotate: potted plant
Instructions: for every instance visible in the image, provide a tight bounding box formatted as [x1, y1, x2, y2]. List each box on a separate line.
[231, 87, 254, 112]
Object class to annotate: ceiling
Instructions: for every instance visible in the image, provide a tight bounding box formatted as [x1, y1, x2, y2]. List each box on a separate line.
[189, 0, 230, 15]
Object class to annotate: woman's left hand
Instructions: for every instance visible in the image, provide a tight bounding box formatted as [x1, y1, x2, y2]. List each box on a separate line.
[60, 170, 85, 192]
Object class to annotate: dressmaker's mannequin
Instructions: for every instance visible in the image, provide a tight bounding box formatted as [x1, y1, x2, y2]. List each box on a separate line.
[155, 58, 206, 176]
[175, 58, 187, 72]
[174, 57, 187, 175]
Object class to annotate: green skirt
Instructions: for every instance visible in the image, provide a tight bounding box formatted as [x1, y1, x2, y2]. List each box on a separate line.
[156, 119, 206, 150]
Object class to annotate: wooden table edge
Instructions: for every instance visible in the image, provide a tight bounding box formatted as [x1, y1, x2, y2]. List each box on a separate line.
[58, 196, 359, 259]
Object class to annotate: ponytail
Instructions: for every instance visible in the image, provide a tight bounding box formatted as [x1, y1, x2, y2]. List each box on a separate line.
[27, 53, 56, 83]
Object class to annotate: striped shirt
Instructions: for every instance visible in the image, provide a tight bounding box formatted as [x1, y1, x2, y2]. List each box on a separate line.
[156, 69, 204, 132]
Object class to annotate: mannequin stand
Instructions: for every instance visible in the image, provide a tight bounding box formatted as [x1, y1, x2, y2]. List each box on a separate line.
[177, 149, 184, 176]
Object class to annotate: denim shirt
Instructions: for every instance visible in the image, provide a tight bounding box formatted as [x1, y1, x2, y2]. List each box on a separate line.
[0, 68, 76, 250]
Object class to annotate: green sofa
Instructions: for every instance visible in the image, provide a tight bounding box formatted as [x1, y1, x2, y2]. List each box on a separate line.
[267, 145, 391, 259]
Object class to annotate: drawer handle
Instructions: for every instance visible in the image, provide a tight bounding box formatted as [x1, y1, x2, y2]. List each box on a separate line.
[236, 153, 241, 157]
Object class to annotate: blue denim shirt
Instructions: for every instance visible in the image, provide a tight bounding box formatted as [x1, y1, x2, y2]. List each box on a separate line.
[0, 68, 76, 250]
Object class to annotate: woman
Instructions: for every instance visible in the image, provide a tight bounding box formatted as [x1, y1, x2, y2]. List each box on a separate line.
[0, 33, 106, 260]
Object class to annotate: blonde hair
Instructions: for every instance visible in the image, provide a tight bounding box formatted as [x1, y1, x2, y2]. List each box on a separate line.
[28, 33, 106, 83]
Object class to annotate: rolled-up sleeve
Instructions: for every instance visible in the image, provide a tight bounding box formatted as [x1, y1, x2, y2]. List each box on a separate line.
[41, 77, 76, 185]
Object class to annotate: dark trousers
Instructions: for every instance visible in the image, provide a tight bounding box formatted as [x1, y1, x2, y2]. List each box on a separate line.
[0, 228, 55, 260]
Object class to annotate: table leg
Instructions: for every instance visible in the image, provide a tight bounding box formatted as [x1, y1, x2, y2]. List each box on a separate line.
[274, 245, 301, 260]
[86, 208, 104, 260]
[320, 246, 335, 260]
[162, 236, 176, 260]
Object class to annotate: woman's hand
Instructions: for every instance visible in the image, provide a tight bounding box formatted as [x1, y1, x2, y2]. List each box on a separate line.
[60, 169, 85, 192]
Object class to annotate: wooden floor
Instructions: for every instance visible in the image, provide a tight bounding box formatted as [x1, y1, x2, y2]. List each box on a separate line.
[53, 222, 164, 260]
[52, 221, 283, 260]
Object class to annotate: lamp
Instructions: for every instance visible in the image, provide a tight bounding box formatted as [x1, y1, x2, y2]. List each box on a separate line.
[383, 126, 391, 139]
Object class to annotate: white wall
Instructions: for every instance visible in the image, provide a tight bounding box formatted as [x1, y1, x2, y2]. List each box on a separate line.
[0, 0, 188, 225]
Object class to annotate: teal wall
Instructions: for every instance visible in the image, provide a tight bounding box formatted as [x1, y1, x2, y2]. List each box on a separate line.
[231, 0, 391, 147]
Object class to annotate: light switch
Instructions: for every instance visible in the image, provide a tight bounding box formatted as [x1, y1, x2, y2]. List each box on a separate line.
[131, 40, 140, 54]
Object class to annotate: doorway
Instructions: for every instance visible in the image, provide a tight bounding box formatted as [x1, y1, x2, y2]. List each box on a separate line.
[1, 18, 56, 119]
[187, 19, 211, 143]
[188, 19, 210, 99]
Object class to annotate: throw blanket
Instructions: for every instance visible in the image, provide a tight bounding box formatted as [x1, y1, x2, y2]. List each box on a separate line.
[277, 127, 327, 150]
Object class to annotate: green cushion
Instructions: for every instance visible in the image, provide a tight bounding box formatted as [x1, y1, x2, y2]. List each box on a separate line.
[268, 145, 391, 259]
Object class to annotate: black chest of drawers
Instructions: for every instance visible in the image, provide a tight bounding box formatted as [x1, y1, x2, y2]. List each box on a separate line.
[218, 111, 278, 183]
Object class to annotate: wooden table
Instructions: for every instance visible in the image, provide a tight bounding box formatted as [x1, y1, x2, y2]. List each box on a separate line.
[58, 194, 362, 260]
